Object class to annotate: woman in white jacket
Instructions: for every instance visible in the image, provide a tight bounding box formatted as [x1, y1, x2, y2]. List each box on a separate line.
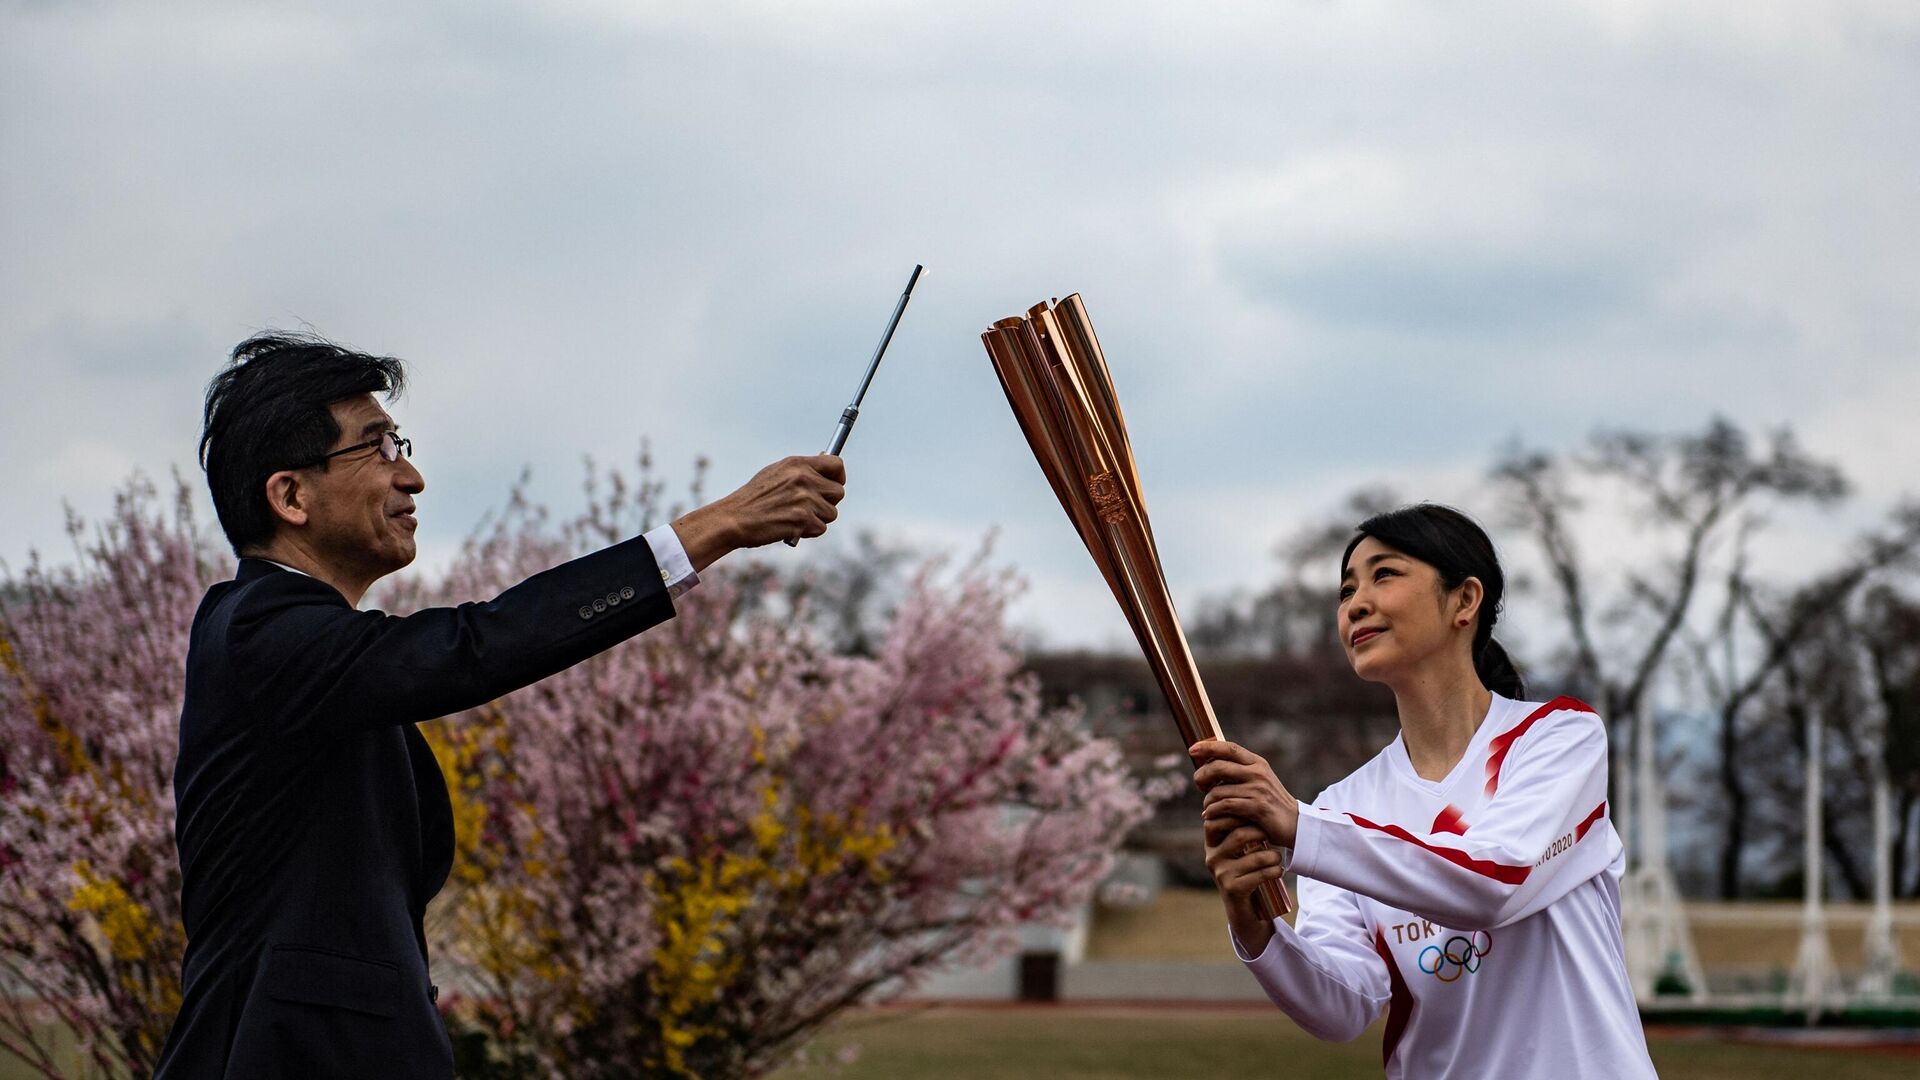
[1191, 504, 1657, 1079]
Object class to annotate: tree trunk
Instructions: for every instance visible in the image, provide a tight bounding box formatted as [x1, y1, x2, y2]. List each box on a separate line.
[1716, 706, 1749, 899]
[1820, 809, 1869, 900]
[1898, 787, 1917, 898]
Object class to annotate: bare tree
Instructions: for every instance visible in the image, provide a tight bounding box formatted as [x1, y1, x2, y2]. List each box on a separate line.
[711, 528, 921, 657]
[1693, 504, 1920, 896]
[788, 528, 918, 656]
[1189, 486, 1401, 661]
[1860, 583, 1920, 896]
[1490, 417, 1849, 878]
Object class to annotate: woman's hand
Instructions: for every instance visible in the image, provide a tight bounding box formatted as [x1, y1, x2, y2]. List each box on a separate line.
[1203, 815, 1286, 957]
[1191, 739, 1299, 848]
[1194, 740, 1300, 957]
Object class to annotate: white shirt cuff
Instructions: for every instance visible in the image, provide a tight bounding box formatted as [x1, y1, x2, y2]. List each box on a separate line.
[1229, 915, 1297, 964]
[1289, 805, 1330, 881]
[643, 524, 699, 599]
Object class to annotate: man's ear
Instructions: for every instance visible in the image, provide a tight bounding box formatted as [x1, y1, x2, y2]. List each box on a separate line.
[263, 470, 310, 529]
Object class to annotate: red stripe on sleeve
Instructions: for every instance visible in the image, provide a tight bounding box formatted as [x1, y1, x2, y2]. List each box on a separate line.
[1345, 813, 1533, 885]
[1574, 800, 1608, 840]
[1483, 695, 1596, 797]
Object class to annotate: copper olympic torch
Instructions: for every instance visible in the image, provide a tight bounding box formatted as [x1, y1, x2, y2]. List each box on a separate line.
[982, 295, 1292, 921]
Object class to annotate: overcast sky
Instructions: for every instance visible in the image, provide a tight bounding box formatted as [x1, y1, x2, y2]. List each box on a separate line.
[3, 0, 1916, 651]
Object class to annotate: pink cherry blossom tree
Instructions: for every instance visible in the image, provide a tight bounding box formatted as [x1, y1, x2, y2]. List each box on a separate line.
[0, 476, 212, 1078]
[406, 456, 1157, 1077]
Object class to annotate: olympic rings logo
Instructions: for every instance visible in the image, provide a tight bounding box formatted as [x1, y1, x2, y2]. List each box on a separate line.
[1417, 930, 1493, 982]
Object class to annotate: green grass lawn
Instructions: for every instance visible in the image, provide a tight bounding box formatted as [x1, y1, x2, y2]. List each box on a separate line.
[769, 1007, 1920, 1080]
[6, 1007, 1916, 1078]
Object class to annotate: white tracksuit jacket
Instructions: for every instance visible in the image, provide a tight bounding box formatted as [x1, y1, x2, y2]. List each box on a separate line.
[1234, 694, 1659, 1078]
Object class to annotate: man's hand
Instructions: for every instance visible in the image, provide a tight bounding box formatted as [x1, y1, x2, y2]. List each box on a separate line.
[673, 455, 846, 571]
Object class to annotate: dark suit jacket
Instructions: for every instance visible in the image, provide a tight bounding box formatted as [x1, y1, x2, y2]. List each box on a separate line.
[154, 537, 675, 1079]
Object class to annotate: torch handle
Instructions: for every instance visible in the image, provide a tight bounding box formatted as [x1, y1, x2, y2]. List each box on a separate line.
[1251, 847, 1293, 920]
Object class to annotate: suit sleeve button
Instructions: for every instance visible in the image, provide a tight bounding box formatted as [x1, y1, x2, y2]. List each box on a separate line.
[579, 605, 594, 620]
[621, 586, 636, 600]
[592, 597, 608, 613]
[606, 591, 621, 606]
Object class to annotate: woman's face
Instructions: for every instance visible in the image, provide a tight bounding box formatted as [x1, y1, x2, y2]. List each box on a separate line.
[1338, 536, 1471, 685]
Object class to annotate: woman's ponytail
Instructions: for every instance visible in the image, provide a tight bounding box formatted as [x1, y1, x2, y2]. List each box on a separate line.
[1474, 637, 1526, 699]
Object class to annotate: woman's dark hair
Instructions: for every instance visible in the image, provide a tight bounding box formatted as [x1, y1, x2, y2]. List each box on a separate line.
[198, 332, 407, 556]
[1339, 503, 1525, 698]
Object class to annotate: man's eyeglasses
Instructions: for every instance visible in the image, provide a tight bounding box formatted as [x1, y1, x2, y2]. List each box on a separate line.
[306, 430, 414, 469]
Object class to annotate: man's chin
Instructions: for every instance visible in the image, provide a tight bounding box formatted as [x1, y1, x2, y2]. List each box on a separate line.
[379, 539, 418, 574]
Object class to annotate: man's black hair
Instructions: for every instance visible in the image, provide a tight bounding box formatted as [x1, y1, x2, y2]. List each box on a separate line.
[198, 332, 407, 556]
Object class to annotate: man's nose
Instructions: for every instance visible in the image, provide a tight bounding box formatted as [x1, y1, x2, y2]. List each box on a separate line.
[396, 455, 425, 494]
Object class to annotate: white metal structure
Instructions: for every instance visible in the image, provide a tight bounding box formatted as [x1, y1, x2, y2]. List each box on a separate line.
[1621, 705, 1707, 1003]
[1786, 707, 1840, 1019]
[1857, 708, 1905, 1001]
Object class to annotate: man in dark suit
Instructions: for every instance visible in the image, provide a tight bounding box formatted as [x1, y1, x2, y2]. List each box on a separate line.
[154, 333, 845, 1078]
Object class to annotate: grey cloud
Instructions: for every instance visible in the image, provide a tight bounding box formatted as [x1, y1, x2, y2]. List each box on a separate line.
[2, 1, 1917, 647]
[1227, 246, 1647, 338]
[21, 311, 217, 380]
